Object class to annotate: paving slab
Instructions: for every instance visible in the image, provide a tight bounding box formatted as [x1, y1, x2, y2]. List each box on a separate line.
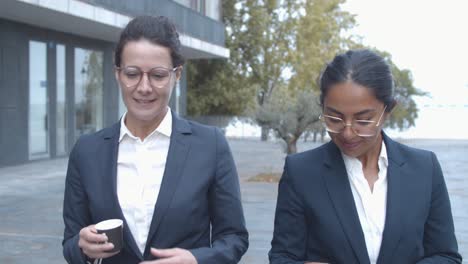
[0, 138, 466, 263]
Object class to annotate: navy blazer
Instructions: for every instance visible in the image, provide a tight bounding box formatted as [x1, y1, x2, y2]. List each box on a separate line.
[269, 134, 461, 264]
[63, 112, 248, 264]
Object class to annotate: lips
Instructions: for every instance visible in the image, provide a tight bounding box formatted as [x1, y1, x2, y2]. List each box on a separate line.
[134, 98, 156, 104]
[342, 140, 361, 150]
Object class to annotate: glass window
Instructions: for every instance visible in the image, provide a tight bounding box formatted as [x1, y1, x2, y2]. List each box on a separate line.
[29, 40, 49, 159]
[174, 0, 191, 8]
[175, 80, 181, 114]
[205, 0, 221, 21]
[174, 0, 220, 19]
[74, 48, 103, 140]
[56, 44, 67, 155]
[118, 89, 127, 118]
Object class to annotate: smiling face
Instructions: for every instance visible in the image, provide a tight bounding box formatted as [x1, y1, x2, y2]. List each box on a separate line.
[323, 81, 388, 160]
[116, 39, 181, 129]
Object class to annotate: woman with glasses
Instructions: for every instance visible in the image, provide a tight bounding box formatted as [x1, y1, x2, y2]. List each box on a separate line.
[62, 16, 248, 264]
[269, 49, 461, 264]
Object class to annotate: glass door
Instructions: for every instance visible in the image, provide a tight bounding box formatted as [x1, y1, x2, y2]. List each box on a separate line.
[56, 44, 67, 155]
[29, 40, 49, 159]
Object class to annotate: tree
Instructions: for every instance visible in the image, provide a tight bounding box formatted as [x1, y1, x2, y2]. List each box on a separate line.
[256, 88, 321, 154]
[187, 0, 295, 140]
[352, 47, 427, 130]
[239, 0, 297, 140]
[186, 59, 252, 116]
[187, 1, 253, 117]
[255, 0, 355, 153]
[187, 0, 423, 148]
[289, 0, 355, 95]
[385, 55, 427, 130]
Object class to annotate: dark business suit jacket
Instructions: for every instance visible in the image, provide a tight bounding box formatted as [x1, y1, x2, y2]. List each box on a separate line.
[269, 134, 461, 264]
[63, 112, 248, 264]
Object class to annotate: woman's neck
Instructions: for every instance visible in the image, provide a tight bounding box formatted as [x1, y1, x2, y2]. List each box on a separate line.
[124, 108, 168, 140]
[357, 134, 383, 191]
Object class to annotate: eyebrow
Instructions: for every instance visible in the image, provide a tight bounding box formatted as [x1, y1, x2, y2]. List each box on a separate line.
[324, 106, 376, 117]
[123, 65, 172, 70]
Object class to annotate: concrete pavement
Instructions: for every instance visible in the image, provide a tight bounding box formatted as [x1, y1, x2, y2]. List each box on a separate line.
[0, 138, 466, 263]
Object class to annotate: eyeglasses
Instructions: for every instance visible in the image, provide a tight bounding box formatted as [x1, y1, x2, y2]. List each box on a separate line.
[319, 105, 387, 137]
[116, 66, 178, 89]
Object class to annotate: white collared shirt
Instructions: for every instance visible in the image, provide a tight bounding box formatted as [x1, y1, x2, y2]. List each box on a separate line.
[342, 141, 388, 264]
[117, 109, 172, 254]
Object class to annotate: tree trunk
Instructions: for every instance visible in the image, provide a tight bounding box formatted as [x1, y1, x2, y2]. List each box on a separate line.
[261, 126, 269, 141]
[303, 131, 310, 142]
[320, 129, 326, 142]
[313, 131, 318, 142]
[286, 137, 298, 154]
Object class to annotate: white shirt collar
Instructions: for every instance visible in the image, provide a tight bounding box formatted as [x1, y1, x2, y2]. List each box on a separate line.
[380, 140, 388, 168]
[341, 139, 388, 177]
[342, 139, 388, 264]
[119, 108, 172, 142]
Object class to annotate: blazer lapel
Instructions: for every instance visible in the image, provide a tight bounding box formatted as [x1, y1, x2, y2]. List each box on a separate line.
[144, 112, 192, 256]
[101, 121, 143, 260]
[322, 142, 370, 264]
[377, 134, 405, 264]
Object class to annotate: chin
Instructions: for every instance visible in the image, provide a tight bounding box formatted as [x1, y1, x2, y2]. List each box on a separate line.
[128, 109, 160, 122]
[342, 149, 364, 159]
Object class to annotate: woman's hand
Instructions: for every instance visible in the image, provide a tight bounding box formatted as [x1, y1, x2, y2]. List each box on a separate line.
[78, 225, 120, 259]
[140, 248, 197, 264]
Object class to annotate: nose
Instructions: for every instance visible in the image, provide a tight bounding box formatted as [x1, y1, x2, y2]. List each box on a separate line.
[136, 72, 152, 94]
[341, 123, 355, 140]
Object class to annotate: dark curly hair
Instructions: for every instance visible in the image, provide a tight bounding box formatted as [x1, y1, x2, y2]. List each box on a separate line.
[114, 15, 185, 68]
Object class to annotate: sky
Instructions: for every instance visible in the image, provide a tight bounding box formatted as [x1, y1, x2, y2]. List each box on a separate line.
[341, 0, 468, 139]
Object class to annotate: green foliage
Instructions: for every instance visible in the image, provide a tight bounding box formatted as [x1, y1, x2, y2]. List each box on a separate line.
[289, 0, 355, 94]
[256, 88, 321, 153]
[187, 0, 293, 116]
[255, 0, 355, 150]
[365, 49, 427, 130]
[390, 67, 426, 130]
[237, 0, 294, 105]
[186, 59, 253, 116]
[187, 0, 424, 143]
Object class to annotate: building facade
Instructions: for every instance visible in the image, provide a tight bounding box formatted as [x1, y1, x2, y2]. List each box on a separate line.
[0, 0, 228, 167]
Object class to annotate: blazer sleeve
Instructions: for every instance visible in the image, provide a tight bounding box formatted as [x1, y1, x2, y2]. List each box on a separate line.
[415, 152, 462, 264]
[189, 128, 249, 264]
[62, 142, 90, 264]
[269, 157, 309, 264]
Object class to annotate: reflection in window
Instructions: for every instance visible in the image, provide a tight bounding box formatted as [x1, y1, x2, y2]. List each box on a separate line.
[174, 0, 191, 8]
[118, 89, 127, 119]
[74, 48, 103, 140]
[56, 44, 67, 155]
[29, 41, 49, 158]
[174, 0, 221, 20]
[205, 0, 220, 20]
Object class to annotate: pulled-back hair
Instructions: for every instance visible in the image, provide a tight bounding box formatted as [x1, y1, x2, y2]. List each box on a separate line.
[319, 49, 396, 111]
[114, 15, 185, 68]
